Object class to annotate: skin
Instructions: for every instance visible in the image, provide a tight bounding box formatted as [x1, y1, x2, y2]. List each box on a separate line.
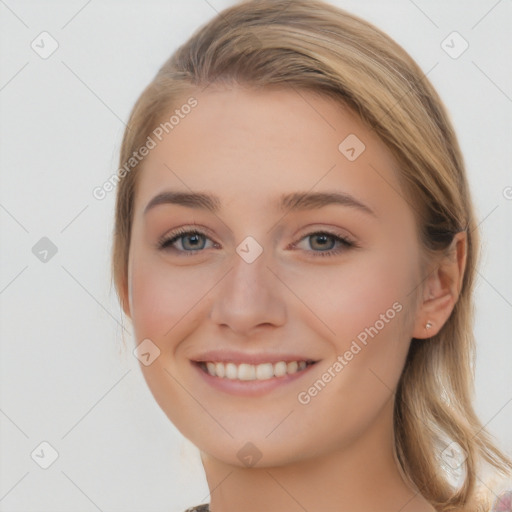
[122, 85, 467, 512]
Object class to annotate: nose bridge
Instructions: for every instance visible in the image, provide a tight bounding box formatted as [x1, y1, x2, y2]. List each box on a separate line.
[209, 240, 286, 332]
[229, 246, 272, 297]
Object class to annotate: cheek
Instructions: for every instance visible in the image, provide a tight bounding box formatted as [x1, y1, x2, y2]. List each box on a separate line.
[290, 254, 416, 445]
[338, 257, 409, 340]
[126, 250, 218, 433]
[128, 249, 215, 351]
[310, 247, 417, 383]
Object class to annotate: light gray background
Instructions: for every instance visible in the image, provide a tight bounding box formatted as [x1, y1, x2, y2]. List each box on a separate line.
[0, 1, 511, 511]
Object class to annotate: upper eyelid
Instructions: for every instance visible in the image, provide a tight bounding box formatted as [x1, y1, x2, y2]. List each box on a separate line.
[158, 228, 216, 248]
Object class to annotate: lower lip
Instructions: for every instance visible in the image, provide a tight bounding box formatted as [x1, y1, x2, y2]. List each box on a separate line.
[191, 361, 318, 397]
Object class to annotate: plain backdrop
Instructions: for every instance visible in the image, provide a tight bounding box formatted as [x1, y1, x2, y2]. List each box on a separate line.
[0, 1, 511, 511]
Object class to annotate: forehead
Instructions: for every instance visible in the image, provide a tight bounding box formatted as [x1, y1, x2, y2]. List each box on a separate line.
[133, 85, 407, 220]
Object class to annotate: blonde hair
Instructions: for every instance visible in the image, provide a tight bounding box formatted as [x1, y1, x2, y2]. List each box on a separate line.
[111, 1, 512, 509]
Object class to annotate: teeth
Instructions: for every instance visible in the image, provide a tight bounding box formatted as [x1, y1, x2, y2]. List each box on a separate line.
[201, 360, 311, 380]
[206, 362, 216, 376]
[287, 361, 298, 373]
[215, 362, 225, 378]
[226, 362, 237, 379]
[274, 361, 287, 377]
[256, 363, 273, 380]
[238, 363, 256, 381]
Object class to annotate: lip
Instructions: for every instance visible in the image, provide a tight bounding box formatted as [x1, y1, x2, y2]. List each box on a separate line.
[191, 359, 319, 397]
[190, 349, 318, 366]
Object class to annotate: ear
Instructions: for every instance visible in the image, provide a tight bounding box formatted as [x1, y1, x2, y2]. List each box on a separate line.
[412, 231, 467, 339]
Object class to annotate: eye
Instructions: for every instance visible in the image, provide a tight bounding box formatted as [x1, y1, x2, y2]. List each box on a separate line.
[293, 231, 356, 257]
[157, 228, 216, 254]
[157, 227, 357, 258]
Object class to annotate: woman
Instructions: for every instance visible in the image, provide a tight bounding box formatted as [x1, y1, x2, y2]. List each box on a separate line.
[111, 1, 512, 510]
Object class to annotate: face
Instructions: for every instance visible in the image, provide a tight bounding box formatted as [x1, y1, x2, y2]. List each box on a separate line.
[124, 85, 425, 468]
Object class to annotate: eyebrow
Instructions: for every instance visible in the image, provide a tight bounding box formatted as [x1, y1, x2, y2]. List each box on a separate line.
[143, 190, 376, 217]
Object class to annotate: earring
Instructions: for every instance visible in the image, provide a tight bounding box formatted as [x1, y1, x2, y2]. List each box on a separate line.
[425, 321, 433, 330]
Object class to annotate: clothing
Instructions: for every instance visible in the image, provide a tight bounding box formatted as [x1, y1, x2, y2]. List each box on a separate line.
[183, 505, 209, 512]
[493, 490, 512, 511]
[183, 492, 512, 512]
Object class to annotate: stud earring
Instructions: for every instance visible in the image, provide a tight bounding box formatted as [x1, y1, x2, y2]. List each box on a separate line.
[426, 321, 433, 330]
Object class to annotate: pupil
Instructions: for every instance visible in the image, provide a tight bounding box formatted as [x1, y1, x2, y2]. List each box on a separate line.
[312, 234, 333, 251]
[184, 234, 203, 250]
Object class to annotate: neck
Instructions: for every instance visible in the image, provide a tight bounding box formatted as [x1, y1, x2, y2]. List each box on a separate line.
[199, 397, 435, 512]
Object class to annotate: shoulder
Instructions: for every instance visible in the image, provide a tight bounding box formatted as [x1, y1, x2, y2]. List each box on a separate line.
[183, 504, 210, 512]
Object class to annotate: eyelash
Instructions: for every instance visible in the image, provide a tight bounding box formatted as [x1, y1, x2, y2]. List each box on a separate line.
[157, 227, 357, 258]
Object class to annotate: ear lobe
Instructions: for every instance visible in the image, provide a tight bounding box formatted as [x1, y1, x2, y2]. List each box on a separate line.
[412, 293, 454, 339]
[412, 231, 467, 339]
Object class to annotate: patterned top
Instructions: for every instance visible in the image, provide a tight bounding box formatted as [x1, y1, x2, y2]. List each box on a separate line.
[183, 505, 209, 512]
[183, 491, 512, 512]
[493, 491, 512, 512]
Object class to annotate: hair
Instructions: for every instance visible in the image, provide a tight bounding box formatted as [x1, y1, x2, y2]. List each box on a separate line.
[111, 0, 512, 510]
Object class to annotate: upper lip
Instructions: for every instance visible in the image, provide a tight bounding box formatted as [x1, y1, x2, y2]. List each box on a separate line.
[190, 350, 319, 365]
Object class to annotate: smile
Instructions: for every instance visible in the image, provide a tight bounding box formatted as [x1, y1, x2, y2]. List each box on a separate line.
[199, 360, 314, 381]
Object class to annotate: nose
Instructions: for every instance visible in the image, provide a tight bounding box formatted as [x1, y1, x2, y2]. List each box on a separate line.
[209, 247, 287, 336]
